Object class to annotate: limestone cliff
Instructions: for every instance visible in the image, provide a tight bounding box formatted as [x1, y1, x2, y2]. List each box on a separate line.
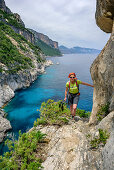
[89, 1, 114, 169]
[11, 26, 35, 44]
[90, 0, 114, 124]
[0, 0, 35, 44]
[30, 29, 59, 49]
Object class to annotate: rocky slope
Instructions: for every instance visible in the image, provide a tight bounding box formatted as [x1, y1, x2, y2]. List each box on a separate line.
[33, 111, 113, 170]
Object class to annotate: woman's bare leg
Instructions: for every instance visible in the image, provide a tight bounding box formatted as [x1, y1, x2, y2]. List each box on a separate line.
[72, 104, 77, 117]
[70, 105, 73, 117]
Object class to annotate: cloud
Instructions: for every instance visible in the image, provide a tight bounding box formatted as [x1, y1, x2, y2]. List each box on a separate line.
[5, 0, 110, 49]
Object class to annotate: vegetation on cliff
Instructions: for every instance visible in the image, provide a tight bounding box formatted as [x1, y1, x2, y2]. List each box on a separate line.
[0, 129, 47, 169]
[96, 103, 110, 122]
[0, 8, 61, 58]
[90, 129, 110, 149]
[0, 22, 44, 73]
[34, 99, 71, 126]
[0, 99, 92, 169]
[35, 39, 62, 56]
[34, 99, 91, 126]
[0, 9, 25, 30]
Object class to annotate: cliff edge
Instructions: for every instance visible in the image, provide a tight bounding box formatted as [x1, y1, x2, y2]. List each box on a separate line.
[90, 0, 114, 124]
[89, 0, 114, 169]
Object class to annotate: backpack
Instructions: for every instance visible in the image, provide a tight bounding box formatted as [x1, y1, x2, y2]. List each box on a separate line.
[69, 79, 80, 95]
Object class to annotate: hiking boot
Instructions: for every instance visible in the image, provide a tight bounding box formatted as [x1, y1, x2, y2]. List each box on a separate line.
[74, 116, 81, 121]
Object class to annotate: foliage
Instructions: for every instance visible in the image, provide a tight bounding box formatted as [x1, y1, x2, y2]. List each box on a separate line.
[34, 99, 70, 126]
[0, 22, 44, 73]
[76, 108, 91, 118]
[0, 129, 46, 169]
[0, 9, 25, 30]
[36, 39, 62, 56]
[90, 129, 110, 149]
[97, 103, 110, 121]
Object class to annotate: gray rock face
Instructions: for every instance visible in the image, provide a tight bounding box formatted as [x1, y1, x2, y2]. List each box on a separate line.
[96, 111, 114, 133]
[11, 26, 35, 44]
[0, 111, 12, 143]
[89, 1, 114, 169]
[90, 20, 114, 124]
[95, 0, 114, 33]
[0, 85, 14, 107]
[0, 60, 53, 107]
[34, 121, 103, 170]
[94, 111, 114, 170]
[102, 130, 114, 170]
[14, 13, 25, 28]
[29, 29, 59, 49]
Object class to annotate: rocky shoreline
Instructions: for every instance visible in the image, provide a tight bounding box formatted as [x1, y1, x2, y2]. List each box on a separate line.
[0, 59, 53, 143]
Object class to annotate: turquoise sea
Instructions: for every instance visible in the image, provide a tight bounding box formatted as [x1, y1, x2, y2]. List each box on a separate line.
[0, 53, 98, 155]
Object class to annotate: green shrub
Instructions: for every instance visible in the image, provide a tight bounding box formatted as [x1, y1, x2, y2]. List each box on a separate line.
[34, 99, 71, 126]
[76, 108, 91, 118]
[0, 129, 46, 169]
[90, 129, 110, 149]
[35, 39, 62, 56]
[97, 103, 110, 121]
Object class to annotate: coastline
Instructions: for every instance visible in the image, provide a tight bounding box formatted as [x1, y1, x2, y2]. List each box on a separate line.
[0, 60, 53, 143]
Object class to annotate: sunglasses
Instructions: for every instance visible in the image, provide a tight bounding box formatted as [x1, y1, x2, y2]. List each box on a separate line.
[70, 77, 75, 79]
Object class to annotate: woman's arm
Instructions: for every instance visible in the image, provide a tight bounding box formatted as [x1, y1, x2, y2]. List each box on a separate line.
[81, 82, 94, 87]
[64, 87, 68, 101]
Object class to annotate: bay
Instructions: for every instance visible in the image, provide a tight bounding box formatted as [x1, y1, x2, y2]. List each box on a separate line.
[0, 53, 98, 154]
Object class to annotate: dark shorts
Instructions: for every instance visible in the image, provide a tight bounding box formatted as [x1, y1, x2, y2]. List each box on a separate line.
[68, 93, 79, 105]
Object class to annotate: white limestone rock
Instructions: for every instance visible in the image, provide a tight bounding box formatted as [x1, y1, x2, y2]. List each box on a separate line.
[0, 85, 14, 107]
[0, 115, 12, 143]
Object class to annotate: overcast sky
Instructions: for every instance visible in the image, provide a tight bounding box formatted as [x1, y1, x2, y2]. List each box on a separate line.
[5, 0, 110, 49]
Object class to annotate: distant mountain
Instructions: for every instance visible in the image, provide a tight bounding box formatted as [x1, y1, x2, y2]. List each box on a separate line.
[59, 45, 101, 54]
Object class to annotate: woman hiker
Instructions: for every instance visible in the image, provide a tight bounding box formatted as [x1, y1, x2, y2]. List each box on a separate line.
[64, 73, 94, 120]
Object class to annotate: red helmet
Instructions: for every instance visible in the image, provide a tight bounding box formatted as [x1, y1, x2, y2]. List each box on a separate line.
[68, 73, 76, 78]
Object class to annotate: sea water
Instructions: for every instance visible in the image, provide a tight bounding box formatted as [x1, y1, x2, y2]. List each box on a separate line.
[0, 53, 98, 154]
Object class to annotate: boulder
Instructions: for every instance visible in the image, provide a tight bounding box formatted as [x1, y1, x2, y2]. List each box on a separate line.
[96, 111, 114, 133]
[95, 0, 114, 33]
